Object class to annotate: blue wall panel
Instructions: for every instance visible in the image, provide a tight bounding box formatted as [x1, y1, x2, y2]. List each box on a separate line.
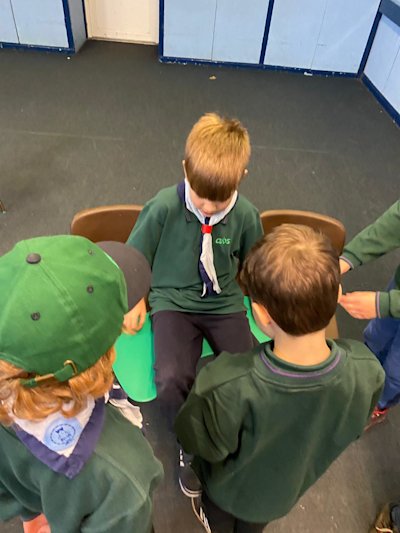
[67, 0, 87, 51]
[365, 15, 400, 113]
[264, 0, 326, 69]
[365, 15, 400, 93]
[0, 0, 18, 43]
[163, 0, 216, 60]
[265, 0, 379, 73]
[384, 43, 400, 112]
[11, 0, 68, 48]
[212, 0, 270, 63]
[312, 0, 380, 72]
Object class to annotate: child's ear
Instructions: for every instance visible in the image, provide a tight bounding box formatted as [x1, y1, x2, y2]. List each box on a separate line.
[251, 301, 272, 328]
[182, 160, 187, 176]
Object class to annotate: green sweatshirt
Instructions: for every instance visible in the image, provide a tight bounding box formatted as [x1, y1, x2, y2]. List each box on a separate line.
[341, 200, 400, 318]
[0, 405, 163, 533]
[175, 340, 384, 523]
[127, 185, 263, 315]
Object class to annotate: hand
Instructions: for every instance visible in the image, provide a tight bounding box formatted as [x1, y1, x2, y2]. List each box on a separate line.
[123, 298, 147, 334]
[339, 291, 377, 319]
[339, 259, 351, 275]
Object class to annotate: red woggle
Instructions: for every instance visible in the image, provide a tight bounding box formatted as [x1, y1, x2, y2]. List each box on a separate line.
[201, 224, 212, 234]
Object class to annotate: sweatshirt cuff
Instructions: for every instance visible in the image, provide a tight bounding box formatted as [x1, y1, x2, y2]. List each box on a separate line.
[341, 249, 364, 268]
[21, 511, 41, 522]
[377, 291, 390, 318]
[339, 255, 355, 270]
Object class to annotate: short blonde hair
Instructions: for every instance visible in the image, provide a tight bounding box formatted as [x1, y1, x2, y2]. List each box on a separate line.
[0, 347, 116, 425]
[185, 113, 250, 202]
[241, 224, 340, 335]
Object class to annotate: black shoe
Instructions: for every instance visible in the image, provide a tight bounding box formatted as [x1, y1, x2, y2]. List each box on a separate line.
[179, 448, 202, 498]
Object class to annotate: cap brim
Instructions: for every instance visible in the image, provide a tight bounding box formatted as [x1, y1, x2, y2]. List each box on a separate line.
[97, 241, 150, 309]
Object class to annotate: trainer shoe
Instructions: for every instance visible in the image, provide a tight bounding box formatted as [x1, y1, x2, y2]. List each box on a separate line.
[179, 447, 203, 498]
[23, 514, 51, 533]
[365, 407, 389, 431]
[370, 502, 400, 532]
[191, 496, 212, 533]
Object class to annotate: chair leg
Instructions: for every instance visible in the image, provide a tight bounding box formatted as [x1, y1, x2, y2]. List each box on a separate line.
[0, 199, 5, 213]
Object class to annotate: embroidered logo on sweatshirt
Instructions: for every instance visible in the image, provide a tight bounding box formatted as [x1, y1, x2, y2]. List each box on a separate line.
[215, 237, 231, 245]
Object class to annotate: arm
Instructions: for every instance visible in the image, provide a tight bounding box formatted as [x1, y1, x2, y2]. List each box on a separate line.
[341, 200, 400, 268]
[340, 288, 400, 319]
[0, 482, 37, 522]
[175, 360, 246, 463]
[239, 210, 264, 265]
[125, 196, 166, 330]
[340, 201, 400, 319]
[127, 196, 167, 267]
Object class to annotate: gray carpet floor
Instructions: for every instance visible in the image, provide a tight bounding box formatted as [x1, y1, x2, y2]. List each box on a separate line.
[0, 40, 399, 532]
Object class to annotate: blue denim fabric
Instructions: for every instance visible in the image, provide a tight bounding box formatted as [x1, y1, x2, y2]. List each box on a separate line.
[364, 278, 400, 409]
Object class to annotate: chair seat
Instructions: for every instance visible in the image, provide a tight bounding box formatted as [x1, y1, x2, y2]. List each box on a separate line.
[113, 297, 270, 401]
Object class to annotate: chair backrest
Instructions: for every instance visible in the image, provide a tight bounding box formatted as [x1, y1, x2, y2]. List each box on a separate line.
[70, 205, 143, 243]
[260, 209, 346, 254]
[260, 209, 345, 339]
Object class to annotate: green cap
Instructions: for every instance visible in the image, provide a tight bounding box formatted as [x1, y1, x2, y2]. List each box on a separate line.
[0, 235, 150, 387]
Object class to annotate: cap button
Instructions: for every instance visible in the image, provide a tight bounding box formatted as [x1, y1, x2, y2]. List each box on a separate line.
[26, 253, 41, 264]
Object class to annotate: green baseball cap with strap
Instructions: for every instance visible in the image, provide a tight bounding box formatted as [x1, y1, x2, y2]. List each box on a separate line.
[0, 235, 150, 387]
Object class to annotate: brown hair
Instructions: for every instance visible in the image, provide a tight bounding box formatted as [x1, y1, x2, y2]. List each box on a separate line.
[184, 113, 250, 202]
[0, 347, 116, 425]
[241, 224, 340, 335]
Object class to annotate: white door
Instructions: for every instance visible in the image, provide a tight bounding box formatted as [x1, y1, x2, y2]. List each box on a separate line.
[84, 0, 159, 44]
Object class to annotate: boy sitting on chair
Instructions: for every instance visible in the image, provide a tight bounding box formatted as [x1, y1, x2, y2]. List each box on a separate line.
[0, 236, 163, 533]
[124, 113, 263, 478]
[175, 224, 384, 532]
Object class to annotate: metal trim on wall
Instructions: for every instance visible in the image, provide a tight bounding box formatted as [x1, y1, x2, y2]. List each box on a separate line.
[362, 73, 400, 126]
[380, 0, 400, 27]
[259, 0, 275, 64]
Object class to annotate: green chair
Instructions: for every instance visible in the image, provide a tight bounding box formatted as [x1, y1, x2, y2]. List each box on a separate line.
[113, 296, 269, 401]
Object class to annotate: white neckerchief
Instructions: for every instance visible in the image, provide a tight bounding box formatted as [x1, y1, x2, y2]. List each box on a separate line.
[13, 398, 96, 457]
[184, 179, 238, 296]
[10, 393, 142, 458]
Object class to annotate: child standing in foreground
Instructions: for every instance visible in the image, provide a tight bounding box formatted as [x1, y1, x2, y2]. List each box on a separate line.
[175, 224, 384, 533]
[0, 236, 163, 533]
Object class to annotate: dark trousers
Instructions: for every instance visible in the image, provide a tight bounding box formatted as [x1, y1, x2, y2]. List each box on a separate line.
[202, 493, 267, 533]
[152, 310, 254, 425]
[364, 278, 400, 409]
